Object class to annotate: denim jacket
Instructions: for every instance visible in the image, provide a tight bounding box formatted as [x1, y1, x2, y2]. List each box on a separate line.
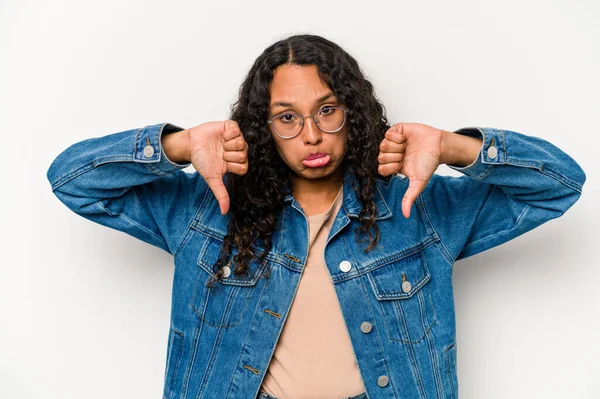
[47, 123, 586, 399]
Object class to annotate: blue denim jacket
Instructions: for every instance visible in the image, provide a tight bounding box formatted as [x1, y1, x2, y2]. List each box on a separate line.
[47, 123, 586, 399]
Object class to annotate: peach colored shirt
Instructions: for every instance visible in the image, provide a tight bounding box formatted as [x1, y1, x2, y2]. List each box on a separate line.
[260, 186, 366, 398]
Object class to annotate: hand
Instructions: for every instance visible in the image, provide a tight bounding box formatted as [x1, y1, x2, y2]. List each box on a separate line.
[378, 123, 443, 218]
[188, 120, 249, 215]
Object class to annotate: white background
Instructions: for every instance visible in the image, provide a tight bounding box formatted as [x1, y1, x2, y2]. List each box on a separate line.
[1, 0, 598, 398]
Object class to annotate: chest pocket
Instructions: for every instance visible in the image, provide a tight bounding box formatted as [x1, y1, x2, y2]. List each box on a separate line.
[189, 233, 267, 329]
[367, 248, 437, 344]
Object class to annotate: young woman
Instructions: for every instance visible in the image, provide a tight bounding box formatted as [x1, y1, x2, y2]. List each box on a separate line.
[47, 34, 586, 399]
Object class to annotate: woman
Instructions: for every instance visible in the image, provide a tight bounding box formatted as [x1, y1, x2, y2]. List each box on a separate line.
[47, 34, 586, 399]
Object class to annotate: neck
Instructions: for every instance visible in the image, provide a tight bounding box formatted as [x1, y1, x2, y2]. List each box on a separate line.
[291, 168, 344, 217]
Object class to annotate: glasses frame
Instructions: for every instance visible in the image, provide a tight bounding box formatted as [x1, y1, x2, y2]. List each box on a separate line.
[267, 105, 348, 139]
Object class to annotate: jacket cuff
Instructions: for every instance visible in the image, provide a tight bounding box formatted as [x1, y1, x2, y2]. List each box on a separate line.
[447, 127, 505, 179]
[134, 122, 192, 173]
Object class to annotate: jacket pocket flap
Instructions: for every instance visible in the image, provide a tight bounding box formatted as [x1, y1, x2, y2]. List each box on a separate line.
[367, 249, 431, 300]
[196, 235, 267, 286]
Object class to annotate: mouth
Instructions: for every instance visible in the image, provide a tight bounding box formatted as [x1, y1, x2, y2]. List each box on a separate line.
[302, 153, 331, 168]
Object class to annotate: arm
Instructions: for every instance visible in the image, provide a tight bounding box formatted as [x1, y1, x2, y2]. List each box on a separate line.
[420, 126, 586, 262]
[46, 122, 210, 255]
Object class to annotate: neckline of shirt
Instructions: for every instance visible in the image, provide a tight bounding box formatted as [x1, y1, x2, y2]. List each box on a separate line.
[306, 185, 344, 223]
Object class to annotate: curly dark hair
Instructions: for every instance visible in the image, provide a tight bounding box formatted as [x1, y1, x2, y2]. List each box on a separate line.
[206, 34, 391, 287]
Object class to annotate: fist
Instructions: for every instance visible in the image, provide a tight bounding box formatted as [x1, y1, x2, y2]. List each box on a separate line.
[378, 123, 443, 218]
[188, 120, 248, 215]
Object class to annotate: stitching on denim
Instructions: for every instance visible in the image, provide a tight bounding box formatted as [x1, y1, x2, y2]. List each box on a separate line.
[96, 200, 168, 251]
[331, 235, 439, 284]
[358, 282, 400, 399]
[134, 126, 143, 158]
[199, 286, 249, 328]
[227, 277, 270, 399]
[527, 163, 583, 193]
[461, 202, 531, 252]
[501, 127, 582, 193]
[419, 291, 443, 398]
[165, 330, 184, 397]
[375, 183, 392, 219]
[444, 343, 457, 398]
[173, 181, 212, 258]
[417, 191, 454, 266]
[181, 313, 205, 398]
[50, 163, 95, 190]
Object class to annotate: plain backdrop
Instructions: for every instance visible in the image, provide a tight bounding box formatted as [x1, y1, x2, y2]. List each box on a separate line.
[1, 0, 598, 398]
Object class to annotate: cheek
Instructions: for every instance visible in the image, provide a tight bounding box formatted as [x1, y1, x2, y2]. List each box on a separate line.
[272, 139, 295, 164]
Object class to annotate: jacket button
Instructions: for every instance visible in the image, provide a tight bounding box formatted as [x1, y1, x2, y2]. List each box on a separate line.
[222, 266, 231, 278]
[143, 145, 155, 158]
[339, 260, 352, 272]
[377, 375, 389, 387]
[487, 145, 498, 159]
[401, 280, 412, 293]
[360, 321, 372, 333]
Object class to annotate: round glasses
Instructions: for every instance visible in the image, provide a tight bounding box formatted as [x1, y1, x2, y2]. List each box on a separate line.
[267, 105, 348, 139]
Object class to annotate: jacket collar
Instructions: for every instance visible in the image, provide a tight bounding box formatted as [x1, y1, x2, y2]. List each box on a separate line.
[283, 168, 392, 220]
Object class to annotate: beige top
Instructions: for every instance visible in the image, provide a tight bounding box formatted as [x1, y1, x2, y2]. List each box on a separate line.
[260, 186, 366, 398]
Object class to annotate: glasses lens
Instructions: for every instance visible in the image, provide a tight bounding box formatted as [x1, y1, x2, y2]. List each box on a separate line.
[270, 107, 346, 138]
[272, 113, 302, 138]
[315, 106, 345, 132]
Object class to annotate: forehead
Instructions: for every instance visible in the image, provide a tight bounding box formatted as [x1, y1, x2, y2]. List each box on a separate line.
[269, 64, 331, 105]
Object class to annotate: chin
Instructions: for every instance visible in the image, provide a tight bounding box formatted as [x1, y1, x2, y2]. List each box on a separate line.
[298, 165, 337, 179]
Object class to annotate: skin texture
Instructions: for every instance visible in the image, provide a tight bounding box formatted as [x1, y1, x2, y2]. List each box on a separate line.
[267, 64, 349, 216]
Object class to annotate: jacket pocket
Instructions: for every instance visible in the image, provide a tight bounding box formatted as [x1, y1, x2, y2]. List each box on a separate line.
[366, 247, 437, 343]
[163, 329, 184, 399]
[190, 234, 266, 328]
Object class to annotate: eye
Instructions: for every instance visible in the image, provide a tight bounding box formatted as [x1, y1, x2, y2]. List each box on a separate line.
[319, 106, 335, 115]
[277, 113, 297, 123]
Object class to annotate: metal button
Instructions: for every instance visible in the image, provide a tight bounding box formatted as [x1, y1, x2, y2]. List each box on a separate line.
[487, 145, 498, 159]
[402, 280, 412, 293]
[339, 260, 352, 272]
[360, 321, 373, 334]
[377, 375, 389, 387]
[222, 266, 231, 278]
[143, 145, 155, 158]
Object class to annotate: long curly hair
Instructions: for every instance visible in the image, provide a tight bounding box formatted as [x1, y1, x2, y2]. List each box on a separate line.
[206, 34, 391, 287]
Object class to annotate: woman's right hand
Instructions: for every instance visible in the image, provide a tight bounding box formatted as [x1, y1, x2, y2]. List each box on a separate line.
[187, 120, 249, 215]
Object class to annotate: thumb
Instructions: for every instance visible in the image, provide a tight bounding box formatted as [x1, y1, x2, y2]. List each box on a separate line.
[401, 178, 427, 218]
[205, 176, 230, 215]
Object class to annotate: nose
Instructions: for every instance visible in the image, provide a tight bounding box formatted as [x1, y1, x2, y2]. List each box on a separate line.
[301, 115, 322, 145]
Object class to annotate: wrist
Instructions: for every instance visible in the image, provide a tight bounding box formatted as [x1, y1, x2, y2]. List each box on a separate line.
[161, 128, 191, 164]
[441, 130, 483, 167]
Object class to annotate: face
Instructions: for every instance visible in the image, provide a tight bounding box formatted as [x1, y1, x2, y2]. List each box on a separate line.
[267, 64, 348, 183]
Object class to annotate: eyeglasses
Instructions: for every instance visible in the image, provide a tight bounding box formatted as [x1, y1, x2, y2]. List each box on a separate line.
[267, 105, 348, 139]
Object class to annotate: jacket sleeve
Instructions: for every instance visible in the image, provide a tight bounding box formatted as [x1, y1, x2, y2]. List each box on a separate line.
[46, 122, 210, 255]
[420, 126, 586, 262]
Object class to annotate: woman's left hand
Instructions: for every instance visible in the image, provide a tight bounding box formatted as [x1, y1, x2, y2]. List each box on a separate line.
[377, 123, 444, 219]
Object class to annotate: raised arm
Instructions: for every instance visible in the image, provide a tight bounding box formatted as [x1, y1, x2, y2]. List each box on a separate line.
[47, 123, 207, 255]
[422, 126, 586, 262]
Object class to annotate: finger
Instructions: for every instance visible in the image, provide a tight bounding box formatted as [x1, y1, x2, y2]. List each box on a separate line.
[223, 149, 247, 163]
[222, 120, 242, 141]
[385, 123, 408, 144]
[378, 162, 402, 176]
[205, 176, 230, 215]
[379, 138, 406, 153]
[378, 151, 403, 164]
[227, 161, 248, 176]
[223, 136, 246, 152]
[401, 178, 427, 218]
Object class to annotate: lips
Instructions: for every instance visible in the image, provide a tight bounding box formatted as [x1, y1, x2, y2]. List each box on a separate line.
[302, 153, 331, 168]
[305, 152, 327, 161]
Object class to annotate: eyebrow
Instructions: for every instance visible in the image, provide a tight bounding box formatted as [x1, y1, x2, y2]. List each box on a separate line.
[271, 92, 336, 108]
